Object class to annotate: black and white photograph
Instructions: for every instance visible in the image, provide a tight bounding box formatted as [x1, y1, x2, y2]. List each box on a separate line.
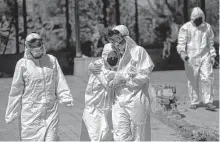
[0, 0, 219, 141]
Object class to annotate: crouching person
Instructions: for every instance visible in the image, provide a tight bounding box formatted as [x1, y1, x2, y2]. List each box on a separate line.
[5, 33, 74, 141]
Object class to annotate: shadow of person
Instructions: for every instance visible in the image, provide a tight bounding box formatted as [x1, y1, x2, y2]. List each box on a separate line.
[213, 100, 219, 109]
[197, 102, 204, 108]
[196, 101, 219, 110]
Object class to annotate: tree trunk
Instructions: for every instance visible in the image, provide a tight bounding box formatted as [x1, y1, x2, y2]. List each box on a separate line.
[200, 0, 206, 18]
[102, 0, 108, 27]
[65, 0, 71, 48]
[135, 0, 139, 44]
[183, 0, 188, 22]
[115, 0, 120, 25]
[15, 0, 19, 54]
[75, 0, 81, 57]
[23, 0, 27, 40]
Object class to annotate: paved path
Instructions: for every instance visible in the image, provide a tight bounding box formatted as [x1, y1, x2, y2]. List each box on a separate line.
[0, 70, 218, 141]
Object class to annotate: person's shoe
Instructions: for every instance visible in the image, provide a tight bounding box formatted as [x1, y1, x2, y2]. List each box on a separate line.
[205, 103, 216, 111]
[190, 104, 197, 109]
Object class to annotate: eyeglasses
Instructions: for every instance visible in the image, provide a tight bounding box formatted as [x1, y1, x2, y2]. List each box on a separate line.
[108, 30, 120, 38]
[108, 30, 125, 45]
[27, 39, 43, 48]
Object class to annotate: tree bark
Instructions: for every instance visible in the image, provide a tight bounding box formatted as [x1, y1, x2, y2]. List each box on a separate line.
[200, 0, 206, 18]
[15, 0, 19, 54]
[115, 0, 120, 25]
[102, 0, 108, 27]
[65, 0, 71, 48]
[23, 0, 27, 40]
[75, 0, 81, 57]
[135, 0, 139, 44]
[184, 0, 188, 22]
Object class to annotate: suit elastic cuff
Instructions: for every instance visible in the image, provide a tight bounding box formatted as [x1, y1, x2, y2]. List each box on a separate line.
[59, 98, 74, 104]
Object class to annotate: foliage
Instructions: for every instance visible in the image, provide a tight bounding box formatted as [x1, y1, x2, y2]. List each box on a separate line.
[0, 0, 219, 56]
[206, 0, 219, 43]
[0, 0, 10, 16]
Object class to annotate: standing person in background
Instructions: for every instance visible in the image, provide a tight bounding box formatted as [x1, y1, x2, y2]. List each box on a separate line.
[177, 7, 217, 111]
[5, 33, 74, 141]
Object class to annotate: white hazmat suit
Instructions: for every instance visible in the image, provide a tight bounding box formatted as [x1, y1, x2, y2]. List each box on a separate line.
[110, 25, 155, 141]
[177, 7, 216, 107]
[5, 33, 74, 141]
[82, 44, 117, 141]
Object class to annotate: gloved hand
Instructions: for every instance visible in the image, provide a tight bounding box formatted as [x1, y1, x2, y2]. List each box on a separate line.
[109, 73, 128, 87]
[106, 71, 116, 81]
[108, 80, 114, 88]
[114, 73, 127, 85]
[5, 113, 18, 124]
[128, 66, 137, 78]
[180, 52, 189, 62]
[64, 101, 74, 107]
[211, 57, 215, 65]
[88, 62, 102, 75]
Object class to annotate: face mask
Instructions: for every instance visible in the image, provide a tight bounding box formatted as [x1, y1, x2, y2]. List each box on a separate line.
[26, 39, 44, 59]
[118, 43, 126, 55]
[29, 47, 44, 59]
[193, 17, 203, 27]
[106, 51, 118, 66]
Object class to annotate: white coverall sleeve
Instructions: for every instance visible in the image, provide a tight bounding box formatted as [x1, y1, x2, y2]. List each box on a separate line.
[207, 25, 216, 57]
[126, 48, 154, 88]
[177, 24, 188, 54]
[5, 59, 24, 124]
[55, 58, 74, 104]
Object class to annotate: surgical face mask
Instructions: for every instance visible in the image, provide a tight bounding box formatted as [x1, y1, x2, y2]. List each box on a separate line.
[193, 17, 203, 27]
[29, 46, 44, 59]
[27, 39, 44, 59]
[116, 41, 126, 55]
[106, 51, 118, 67]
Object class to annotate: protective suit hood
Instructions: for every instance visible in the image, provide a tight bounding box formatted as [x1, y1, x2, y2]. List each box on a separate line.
[112, 25, 129, 36]
[112, 25, 137, 49]
[190, 7, 205, 22]
[24, 33, 46, 59]
[102, 43, 114, 60]
[102, 43, 119, 70]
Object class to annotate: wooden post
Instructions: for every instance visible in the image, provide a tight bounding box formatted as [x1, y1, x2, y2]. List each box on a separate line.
[135, 0, 139, 44]
[115, 0, 120, 25]
[15, 0, 19, 54]
[75, 0, 81, 57]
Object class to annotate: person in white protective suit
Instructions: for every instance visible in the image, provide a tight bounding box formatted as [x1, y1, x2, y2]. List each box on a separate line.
[107, 25, 154, 141]
[5, 33, 74, 141]
[177, 7, 217, 110]
[82, 44, 120, 141]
